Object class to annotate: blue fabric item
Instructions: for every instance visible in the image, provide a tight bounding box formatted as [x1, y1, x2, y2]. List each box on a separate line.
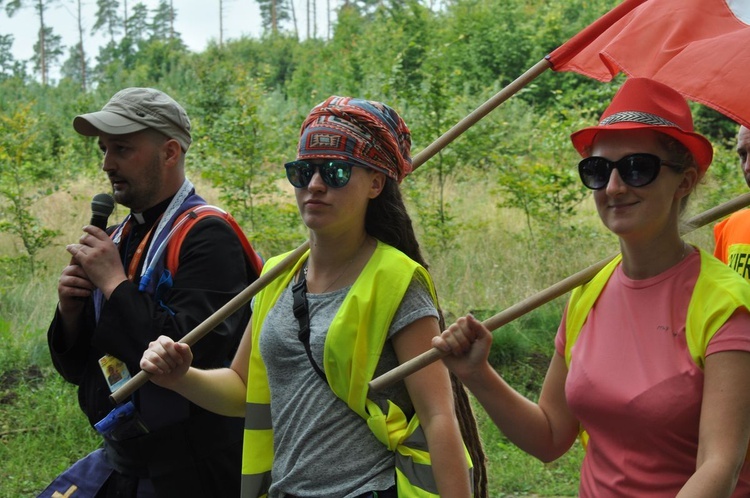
[36, 448, 113, 498]
[93, 288, 105, 323]
[155, 270, 175, 316]
[138, 192, 206, 296]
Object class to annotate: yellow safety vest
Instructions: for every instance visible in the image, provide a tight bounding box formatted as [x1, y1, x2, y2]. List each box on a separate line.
[242, 240, 473, 497]
[564, 248, 750, 449]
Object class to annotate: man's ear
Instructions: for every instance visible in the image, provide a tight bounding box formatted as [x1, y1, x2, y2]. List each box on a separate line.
[162, 139, 182, 168]
[368, 171, 386, 199]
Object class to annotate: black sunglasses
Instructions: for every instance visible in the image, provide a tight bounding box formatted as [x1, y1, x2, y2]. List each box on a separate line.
[578, 153, 682, 190]
[284, 160, 360, 189]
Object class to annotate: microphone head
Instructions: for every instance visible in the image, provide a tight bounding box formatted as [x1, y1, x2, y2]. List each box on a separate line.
[90, 193, 115, 230]
[91, 193, 115, 218]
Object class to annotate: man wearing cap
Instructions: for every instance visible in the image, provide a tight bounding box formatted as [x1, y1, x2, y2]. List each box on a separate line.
[43, 88, 259, 497]
[714, 125, 750, 282]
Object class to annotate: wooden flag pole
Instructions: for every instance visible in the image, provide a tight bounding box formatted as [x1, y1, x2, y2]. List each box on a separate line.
[368, 192, 750, 392]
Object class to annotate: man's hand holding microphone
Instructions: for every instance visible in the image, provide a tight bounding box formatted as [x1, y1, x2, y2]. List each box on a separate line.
[57, 193, 117, 325]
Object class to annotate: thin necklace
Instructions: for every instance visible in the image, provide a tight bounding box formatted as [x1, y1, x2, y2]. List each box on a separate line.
[305, 236, 368, 293]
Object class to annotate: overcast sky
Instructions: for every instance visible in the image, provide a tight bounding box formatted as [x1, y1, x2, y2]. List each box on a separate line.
[3, 1, 334, 72]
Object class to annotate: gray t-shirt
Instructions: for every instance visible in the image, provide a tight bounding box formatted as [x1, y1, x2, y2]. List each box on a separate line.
[257, 274, 438, 498]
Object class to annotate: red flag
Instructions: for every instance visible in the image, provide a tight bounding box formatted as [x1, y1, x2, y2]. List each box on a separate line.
[547, 0, 750, 128]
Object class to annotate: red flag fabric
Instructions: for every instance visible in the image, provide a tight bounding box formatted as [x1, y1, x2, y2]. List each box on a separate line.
[547, 0, 750, 128]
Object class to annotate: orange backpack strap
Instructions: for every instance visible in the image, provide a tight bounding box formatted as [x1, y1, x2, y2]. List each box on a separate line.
[165, 206, 264, 279]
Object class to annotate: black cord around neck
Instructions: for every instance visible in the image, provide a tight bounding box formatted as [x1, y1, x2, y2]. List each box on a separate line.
[291, 264, 327, 382]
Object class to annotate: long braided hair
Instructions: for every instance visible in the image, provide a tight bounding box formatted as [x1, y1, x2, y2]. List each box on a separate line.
[366, 179, 488, 498]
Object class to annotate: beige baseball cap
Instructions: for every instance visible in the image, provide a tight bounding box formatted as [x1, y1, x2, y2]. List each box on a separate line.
[73, 87, 192, 152]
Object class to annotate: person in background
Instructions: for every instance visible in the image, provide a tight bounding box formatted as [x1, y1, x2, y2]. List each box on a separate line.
[140, 96, 486, 498]
[433, 78, 750, 497]
[43, 87, 262, 498]
[714, 124, 750, 281]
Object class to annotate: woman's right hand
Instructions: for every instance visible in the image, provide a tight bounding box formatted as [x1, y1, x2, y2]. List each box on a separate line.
[432, 314, 493, 382]
[140, 335, 194, 388]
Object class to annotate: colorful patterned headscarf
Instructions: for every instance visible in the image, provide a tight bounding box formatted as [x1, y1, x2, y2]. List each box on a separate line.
[296, 96, 413, 183]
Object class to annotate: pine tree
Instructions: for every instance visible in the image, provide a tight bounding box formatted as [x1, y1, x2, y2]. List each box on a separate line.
[92, 0, 122, 44]
[30, 24, 63, 84]
[149, 0, 176, 41]
[125, 2, 149, 42]
[0, 34, 17, 77]
[4, 0, 64, 85]
[256, 0, 290, 34]
[73, 0, 89, 90]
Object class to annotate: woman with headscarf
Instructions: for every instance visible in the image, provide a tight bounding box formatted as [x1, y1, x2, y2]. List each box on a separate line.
[140, 96, 483, 498]
[433, 78, 750, 497]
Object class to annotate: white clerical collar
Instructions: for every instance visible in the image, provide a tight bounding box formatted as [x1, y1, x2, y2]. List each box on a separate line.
[131, 212, 146, 224]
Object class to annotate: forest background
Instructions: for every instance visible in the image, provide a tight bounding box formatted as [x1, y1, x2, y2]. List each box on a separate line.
[0, 0, 746, 496]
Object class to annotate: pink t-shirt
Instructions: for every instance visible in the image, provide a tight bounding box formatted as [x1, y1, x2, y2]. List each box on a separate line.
[555, 250, 750, 497]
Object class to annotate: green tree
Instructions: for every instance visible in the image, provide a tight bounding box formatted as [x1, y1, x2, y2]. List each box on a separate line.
[285, 5, 368, 100]
[256, 0, 290, 34]
[93, 39, 127, 83]
[0, 103, 60, 276]
[387, 0, 430, 98]
[128, 38, 188, 83]
[5, 0, 64, 85]
[91, 1, 148, 82]
[149, 0, 179, 42]
[126, 2, 149, 41]
[193, 73, 302, 256]
[69, 0, 89, 90]
[0, 34, 16, 77]
[92, 0, 122, 44]
[31, 25, 64, 84]
[438, 0, 537, 95]
[384, 1, 465, 251]
[694, 105, 737, 144]
[60, 42, 90, 88]
[349, 0, 383, 14]
[491, 108, 589, 240]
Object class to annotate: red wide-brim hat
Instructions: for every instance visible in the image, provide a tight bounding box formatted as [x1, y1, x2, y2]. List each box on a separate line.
[570, 78, 713, 172]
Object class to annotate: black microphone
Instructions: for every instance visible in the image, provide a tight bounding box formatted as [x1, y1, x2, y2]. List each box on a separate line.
[90, 193, 115, 231]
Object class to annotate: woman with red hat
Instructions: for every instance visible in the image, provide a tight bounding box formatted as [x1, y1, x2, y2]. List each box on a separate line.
[433, 78, 750, 496]
[139, 97, 484, 498]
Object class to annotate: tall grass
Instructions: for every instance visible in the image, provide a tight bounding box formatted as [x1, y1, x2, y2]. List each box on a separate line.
[0, 270, 101, 497]
[0, 363, 100, 498]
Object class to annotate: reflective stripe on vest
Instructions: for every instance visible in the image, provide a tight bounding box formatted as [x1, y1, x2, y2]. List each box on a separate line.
[564, 248, 750, 450]
[242, 241, 472, 497]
